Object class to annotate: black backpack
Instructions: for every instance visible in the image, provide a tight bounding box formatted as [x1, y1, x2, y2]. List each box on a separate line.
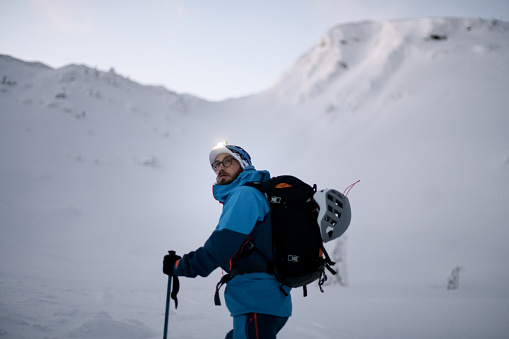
[214, 175, 336, 305]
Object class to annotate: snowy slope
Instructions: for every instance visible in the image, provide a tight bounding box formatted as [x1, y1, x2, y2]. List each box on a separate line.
[1, 17, 509, 338]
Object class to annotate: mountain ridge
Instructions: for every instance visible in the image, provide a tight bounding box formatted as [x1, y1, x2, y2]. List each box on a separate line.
[1, 16, 508, 339]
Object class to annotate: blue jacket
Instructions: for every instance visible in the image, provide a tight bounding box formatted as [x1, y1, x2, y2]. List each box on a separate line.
[173, 167, 292, 317]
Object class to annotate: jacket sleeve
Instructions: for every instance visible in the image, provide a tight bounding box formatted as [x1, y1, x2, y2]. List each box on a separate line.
[173, 228, 246, 277]
[173, 186, 269, 278]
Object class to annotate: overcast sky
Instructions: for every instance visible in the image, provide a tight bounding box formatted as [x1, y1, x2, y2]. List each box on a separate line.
[1, 0, 508, 101]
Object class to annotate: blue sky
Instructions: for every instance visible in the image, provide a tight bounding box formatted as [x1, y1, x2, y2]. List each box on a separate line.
[1, 0, 508, 101]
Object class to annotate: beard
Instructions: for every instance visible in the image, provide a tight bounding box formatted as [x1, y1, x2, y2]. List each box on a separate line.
[216, 168, 243, 185]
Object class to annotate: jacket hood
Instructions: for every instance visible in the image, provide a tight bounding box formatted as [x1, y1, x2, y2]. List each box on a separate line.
[213, 167, 270, 203]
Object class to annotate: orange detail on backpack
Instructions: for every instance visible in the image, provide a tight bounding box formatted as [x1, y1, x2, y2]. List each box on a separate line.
[275, 183, 292, 189]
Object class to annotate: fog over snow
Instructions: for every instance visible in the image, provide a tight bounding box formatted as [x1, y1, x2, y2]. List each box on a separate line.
[1, 17, 508, 338]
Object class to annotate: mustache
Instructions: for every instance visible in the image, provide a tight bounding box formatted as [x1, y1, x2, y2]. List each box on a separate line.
[217, 169, 229, 176]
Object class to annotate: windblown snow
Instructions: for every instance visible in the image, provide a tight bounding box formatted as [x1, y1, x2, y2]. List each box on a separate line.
[1, 17, 508, 338]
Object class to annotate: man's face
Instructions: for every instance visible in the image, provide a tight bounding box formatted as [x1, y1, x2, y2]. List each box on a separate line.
[214, 153, 243, 185]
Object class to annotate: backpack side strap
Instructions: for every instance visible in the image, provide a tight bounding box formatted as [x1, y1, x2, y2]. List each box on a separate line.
[214, 263, 275, 306]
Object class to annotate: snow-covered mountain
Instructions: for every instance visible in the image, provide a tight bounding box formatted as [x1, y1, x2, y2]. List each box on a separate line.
[1, 17, 508, 338]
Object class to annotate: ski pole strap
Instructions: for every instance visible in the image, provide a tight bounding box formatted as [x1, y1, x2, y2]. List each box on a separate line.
[171, 276, 180, 309]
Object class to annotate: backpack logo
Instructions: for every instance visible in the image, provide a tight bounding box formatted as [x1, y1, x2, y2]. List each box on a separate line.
[270, 196, 282, 204]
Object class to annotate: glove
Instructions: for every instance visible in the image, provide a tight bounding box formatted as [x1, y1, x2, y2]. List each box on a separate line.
[163, 250, 181, 276]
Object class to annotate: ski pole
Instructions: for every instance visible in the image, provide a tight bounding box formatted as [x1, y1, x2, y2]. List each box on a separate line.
[163, 274, 172, 339]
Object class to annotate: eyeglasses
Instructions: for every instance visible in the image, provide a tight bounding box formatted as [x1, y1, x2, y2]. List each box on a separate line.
[212, 156, 235, 172]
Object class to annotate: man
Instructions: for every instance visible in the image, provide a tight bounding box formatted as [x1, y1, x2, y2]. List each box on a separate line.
[163, 142, 291, 338]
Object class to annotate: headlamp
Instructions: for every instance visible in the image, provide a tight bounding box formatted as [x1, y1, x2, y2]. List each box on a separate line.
[215, 140, 227, 147]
